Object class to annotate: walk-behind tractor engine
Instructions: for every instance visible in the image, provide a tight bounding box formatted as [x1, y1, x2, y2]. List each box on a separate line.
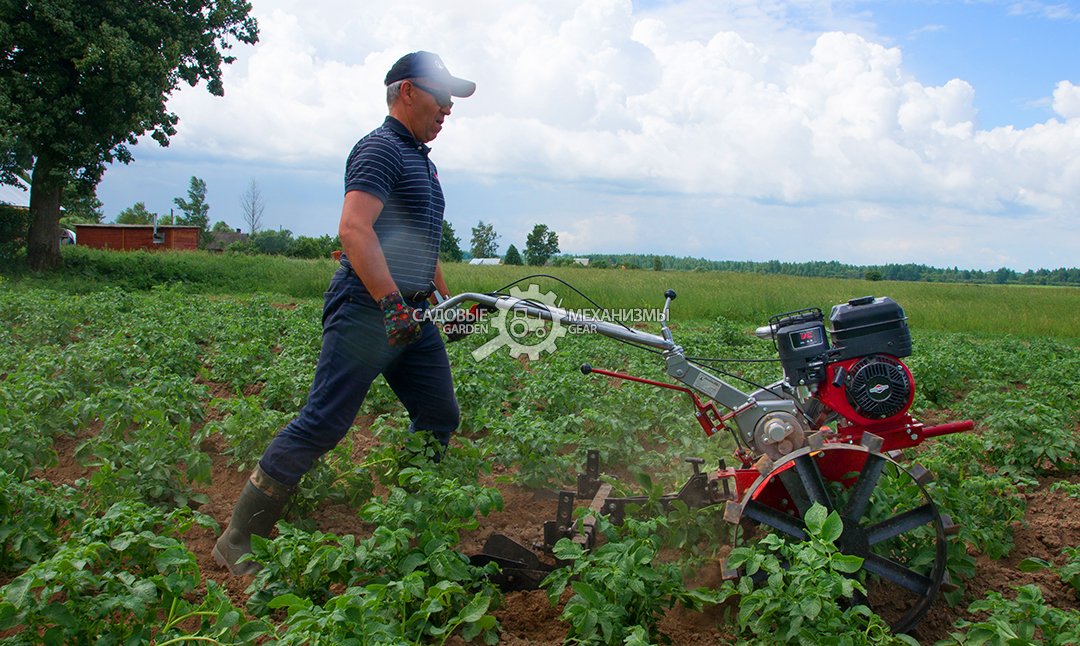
[432, 289, 974, 633]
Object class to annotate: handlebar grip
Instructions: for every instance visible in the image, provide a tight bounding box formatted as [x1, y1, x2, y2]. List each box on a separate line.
[753, 325, 775, 340]
[580, 363, 592, 375]
[664, 289, 677, 300]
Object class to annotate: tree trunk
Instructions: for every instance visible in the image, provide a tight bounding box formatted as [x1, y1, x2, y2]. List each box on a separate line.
[26, 156, 64, 271]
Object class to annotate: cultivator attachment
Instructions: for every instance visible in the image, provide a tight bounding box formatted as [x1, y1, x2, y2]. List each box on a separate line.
[443, 288, 975, 633]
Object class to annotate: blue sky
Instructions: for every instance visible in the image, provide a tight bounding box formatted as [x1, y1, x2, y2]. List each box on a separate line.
[91, 0, 1079, 271]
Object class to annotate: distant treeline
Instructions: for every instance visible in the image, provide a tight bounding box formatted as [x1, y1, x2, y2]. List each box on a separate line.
[577, 254, 1080, 286]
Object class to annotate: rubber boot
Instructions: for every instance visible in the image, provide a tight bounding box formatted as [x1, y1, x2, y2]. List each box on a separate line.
[212, 465, 294, 576]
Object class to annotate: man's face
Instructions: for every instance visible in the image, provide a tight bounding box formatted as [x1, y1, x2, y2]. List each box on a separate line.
[407, 78, 454, 143]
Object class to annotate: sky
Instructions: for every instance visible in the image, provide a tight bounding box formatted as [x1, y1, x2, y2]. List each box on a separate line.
[90, 0, 1079, 272]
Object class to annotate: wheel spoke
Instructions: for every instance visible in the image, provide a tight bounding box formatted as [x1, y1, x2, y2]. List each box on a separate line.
[794, 453, 833, 510]
[863, 553, 934, 596]
[743, 500, 807, 540]
[842, 452, 885, 522]
[866, 503, 936, 545]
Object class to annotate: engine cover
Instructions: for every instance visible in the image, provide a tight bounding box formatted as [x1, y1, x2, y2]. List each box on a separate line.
[846, 356, 912, 419]
[817, 355, 915, 426]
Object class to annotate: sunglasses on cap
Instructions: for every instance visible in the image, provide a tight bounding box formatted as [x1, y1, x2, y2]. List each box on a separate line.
[410, 81, 453, 108]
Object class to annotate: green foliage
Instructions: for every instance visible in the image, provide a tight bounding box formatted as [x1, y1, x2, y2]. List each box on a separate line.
[525, 223, 560, 266]
[173, 175, 210, 241]
[1019, 547, 1080, 600]
[115, 201, 157, 224]
[470, 220, 500, 258]
[503, 243, 523, 265]
[0, 502, 269, 644]
[0, 474, 85, 572]
[441, 220, 464, 262]
[726, 504, 917, 645]
[937, 584, 1080, 645]
[981, 400, 1079, 476]
[542, 516, 725, 644]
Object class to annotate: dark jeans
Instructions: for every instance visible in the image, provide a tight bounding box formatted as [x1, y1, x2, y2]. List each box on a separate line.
[259, 268, 459, 486]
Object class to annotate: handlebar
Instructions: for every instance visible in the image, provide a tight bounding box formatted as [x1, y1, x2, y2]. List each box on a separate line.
[431, 292, 678, 352]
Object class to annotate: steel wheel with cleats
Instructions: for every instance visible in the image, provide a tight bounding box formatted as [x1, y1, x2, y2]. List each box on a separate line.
[724, 440, 953, 634]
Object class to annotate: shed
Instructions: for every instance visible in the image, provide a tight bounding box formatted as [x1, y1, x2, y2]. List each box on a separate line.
[75, 224, 200, 251]
[468, 258, 502, 266]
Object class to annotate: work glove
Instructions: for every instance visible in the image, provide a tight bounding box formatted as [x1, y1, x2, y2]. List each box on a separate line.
[379, 291, 422, 346]
[442, 303, 485, 342]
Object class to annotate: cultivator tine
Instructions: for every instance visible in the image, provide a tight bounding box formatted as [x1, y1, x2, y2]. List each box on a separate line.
[754, 454, 774, 475]
[470, 534, 555, 591]
[842, 452, 886, 522]
[793, 453, 833, 510]
[866, 503, 937, 546]
[573, 483, 613, 549]
[863, 553, 934, 596]
[941, 514, 959, 536]
[807, 431, 826, 451]
[577, 450, 602, 499]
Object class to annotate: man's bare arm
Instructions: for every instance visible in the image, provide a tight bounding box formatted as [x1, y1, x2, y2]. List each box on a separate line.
[338, 190, 397, 300]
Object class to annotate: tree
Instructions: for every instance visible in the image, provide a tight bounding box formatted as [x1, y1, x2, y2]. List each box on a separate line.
[174, 176, 210, 241]
[251, 228, 293, 255]
[504, 244, 523, 265]
[652, 256, 663, 272]
[524, 223, 559, 266]
[58, 182, 104, 227]
[115, 202, 156, 224]
[211, 220, 235, 233]
[440, 220, 463, 262]
[0, 1, 258, 270]
[240, 179, 265, 234]
[470, 221, 499, 258]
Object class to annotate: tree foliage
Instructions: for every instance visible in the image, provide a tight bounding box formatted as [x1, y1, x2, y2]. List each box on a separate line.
[0, 0, 259, 270]
[503, 244, 523, 266]
[115, 202, 156, 225]
[440, 220, 463, 262]
[469, 221, 499, 259]
[174, 176, 210, 242]
[524, 223, 559, 266]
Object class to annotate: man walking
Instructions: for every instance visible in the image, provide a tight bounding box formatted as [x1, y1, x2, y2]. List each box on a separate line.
[213, 52, 476, 575]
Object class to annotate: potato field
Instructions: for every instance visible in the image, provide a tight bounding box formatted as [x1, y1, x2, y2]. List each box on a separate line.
[1, 255, 1078, 645]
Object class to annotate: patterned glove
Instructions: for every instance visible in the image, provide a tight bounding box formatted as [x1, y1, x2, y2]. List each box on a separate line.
[443, 303, 484, 342]
[379, 291, 422, 347]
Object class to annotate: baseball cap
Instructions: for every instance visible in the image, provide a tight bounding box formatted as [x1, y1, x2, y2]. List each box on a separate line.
[384, 51, 476, 98]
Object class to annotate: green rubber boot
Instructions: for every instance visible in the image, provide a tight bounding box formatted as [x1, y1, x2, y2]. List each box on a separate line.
[212, 465, 294, 576]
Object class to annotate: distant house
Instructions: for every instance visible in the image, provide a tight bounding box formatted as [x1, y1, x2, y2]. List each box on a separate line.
[207, 229, 248, 253]
[75, 224, 200, 251]
[0, 176, 31, 209]
[573, 257, 590, 266]
[469, 258, 502, 266]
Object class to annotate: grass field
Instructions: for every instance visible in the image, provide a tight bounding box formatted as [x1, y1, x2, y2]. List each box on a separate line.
[10, 246, 1080, 340]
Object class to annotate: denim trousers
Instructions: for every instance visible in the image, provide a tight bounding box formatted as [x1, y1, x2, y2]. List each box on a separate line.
[259, 267, 460, 486]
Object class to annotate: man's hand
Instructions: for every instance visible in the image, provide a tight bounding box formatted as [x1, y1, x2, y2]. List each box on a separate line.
[379, 291, 422, 346]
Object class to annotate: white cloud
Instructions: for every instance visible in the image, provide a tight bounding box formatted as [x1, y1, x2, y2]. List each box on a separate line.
[1052, 80, 1080, 119]
[113, 0, 1078, 270]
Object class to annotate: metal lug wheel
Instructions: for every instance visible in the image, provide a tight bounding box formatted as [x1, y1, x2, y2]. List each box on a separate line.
[727, 443, 948, 634]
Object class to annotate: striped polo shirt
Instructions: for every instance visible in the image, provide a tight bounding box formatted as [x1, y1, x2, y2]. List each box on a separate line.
[341, 116, 444, 296]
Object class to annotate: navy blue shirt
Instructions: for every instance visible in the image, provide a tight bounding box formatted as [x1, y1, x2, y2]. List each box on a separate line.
[342, 116, 444, 295]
